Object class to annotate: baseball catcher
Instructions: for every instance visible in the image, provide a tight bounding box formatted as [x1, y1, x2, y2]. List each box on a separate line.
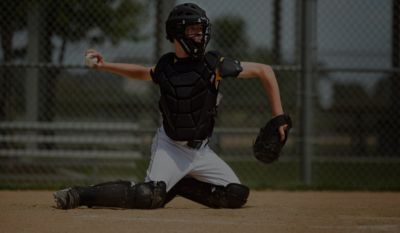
[53, 3, 288, 210]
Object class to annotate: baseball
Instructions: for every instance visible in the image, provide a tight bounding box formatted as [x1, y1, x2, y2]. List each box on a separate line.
[85, 54, 98, 68]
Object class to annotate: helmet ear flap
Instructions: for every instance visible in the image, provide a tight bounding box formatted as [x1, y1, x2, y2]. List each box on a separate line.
[166, 20, 184, 42]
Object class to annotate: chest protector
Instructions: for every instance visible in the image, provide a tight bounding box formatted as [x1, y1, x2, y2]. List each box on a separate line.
[151, 51, 223, 141]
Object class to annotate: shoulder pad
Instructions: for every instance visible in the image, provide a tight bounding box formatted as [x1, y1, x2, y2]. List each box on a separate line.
[204, 51, 242, 78]
[204, 50, 222, 70]
[155, 53, 175, 71]
[219, 57, 243, 78]
[151, 53, 175, 84]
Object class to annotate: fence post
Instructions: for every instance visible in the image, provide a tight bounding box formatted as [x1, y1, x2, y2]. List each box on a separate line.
[299, 0, 317, 185]
[387, 0, 400, 156]
[25, 2, 45, 151]
[154, 0, 175, 61]
[26, 2, 43, 123]
[272, 0, 282, 63]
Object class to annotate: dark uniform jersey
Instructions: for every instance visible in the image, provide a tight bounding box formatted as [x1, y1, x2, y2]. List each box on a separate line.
[151, 51, 242, 141]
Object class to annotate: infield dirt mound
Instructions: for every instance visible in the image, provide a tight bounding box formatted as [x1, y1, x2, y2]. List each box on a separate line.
[1, 190, 399, 233]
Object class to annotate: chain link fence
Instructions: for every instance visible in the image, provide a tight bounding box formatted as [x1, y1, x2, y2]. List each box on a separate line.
[0, 0, 399, 190]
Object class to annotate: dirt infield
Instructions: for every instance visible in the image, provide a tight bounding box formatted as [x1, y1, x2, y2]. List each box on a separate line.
[1, 191, 399, 233]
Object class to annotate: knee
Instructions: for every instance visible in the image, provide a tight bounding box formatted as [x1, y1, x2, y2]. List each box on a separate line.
[130, 181, 167, 209]
[222, 183, 250, 208]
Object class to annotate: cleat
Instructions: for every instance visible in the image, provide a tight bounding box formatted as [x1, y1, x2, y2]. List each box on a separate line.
[53, 188, 80, 209]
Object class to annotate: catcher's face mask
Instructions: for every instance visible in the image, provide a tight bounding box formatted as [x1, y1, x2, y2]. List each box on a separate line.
[166, 3, 211, 58]
[185, 24, 204, 43]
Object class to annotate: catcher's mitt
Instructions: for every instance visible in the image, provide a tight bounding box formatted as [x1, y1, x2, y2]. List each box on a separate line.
[253, 114, 292, 164]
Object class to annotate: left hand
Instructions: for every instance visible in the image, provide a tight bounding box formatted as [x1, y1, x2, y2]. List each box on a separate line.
[253, 114, 292, 164]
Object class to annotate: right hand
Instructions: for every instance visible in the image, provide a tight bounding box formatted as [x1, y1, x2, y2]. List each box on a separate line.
[85, 49, 105, 68]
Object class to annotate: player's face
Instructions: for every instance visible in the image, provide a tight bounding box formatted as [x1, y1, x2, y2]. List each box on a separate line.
[185, 24, 203, 43]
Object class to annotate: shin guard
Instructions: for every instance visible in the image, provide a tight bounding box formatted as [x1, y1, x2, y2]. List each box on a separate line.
[77, 180, 166, 209]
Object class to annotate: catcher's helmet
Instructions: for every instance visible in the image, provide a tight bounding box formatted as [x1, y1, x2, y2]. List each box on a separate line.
[166, 3, 211, 58]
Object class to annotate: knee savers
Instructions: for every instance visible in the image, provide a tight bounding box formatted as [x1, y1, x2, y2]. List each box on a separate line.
[220, 183, 250, 208]
[171, 178, 249, 209]
[132, 181, 167, 209]
[213, 183, 250, 208]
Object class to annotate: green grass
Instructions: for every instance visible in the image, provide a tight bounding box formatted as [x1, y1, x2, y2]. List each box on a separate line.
[232, 160, 400, 191]
[1, 159, 400, 190]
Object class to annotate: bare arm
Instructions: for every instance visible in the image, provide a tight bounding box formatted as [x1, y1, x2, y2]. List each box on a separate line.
[238, 62, 287, 141]
[97, 63, 153, 81]
[86, 49, 153, 81]
[238, 62, 284, 116]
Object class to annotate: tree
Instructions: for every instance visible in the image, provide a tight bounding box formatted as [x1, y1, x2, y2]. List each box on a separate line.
[1, 0, 147, 150]
[1, 0, 146, 120]
[211, 14, 248, 59]
[36, 0, 146, 125]
[0, 0, 30, 148]
[0, 0, 29, 121]
[46, 0, 146, 64]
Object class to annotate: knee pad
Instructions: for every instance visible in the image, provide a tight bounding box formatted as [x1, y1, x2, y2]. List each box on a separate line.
[131, 181, 167, 209]
[222, 183, 250, 208]
[171, 178, 249, 209]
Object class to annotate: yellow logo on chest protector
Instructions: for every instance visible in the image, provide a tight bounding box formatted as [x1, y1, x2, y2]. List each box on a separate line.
[214, 57, 224, 89]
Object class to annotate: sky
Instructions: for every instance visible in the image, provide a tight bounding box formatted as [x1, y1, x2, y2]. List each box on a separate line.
[184, 0, 392, 108]
[3, 0, 392, 108]
[7, 0, 391, 67]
